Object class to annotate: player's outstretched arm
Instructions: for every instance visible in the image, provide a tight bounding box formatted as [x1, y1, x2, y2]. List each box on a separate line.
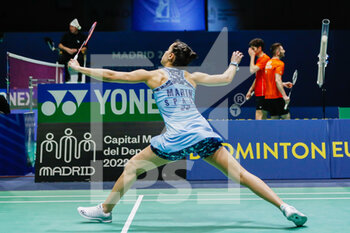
[68, 59, 152, 84]
[190, 51, 243, 86]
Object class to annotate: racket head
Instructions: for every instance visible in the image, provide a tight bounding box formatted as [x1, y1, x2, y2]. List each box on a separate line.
[286, 69, 298, 105]
[84, 21, 97, 45]
[73, 22, 97, 60]
[292, 69, 298, 85]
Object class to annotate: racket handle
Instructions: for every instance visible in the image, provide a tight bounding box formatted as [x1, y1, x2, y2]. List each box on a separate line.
[246, 91, 254, 100]
[73, 54, 78, 60]
[284, 103, 288, 110]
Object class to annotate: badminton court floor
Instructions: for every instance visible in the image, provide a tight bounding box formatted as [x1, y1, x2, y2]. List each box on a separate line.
[1, 187, 350, 233]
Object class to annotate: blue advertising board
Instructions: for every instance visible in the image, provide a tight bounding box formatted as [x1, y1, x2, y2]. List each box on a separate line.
[328, 120, 350, 178]
[133, 0, 205, 31]
[188, 120, 331, 180]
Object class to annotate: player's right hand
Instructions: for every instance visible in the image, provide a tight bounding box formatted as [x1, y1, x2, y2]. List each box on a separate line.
[246, 91, 252, 100]
[68, 59, 80, 70]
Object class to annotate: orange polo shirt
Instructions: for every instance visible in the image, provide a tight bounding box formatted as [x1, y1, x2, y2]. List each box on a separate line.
[254, 53, 270, 97]
[264, 58, 284, 99]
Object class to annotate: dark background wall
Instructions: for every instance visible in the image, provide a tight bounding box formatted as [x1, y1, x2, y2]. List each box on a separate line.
[0, 0, 349, 111]
[1, 0, 349, 32]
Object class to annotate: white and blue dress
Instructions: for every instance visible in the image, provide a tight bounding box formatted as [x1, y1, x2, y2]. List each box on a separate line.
[150, 67, 223, 161]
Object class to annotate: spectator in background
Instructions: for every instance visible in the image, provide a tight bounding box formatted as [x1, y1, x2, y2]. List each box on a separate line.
[58, 19, 87, 83]
[263, 43, 293, 119]
[246, 38, 270, 120]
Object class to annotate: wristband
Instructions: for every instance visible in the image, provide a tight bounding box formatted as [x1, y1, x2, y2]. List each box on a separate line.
[230, 62, 239, 71]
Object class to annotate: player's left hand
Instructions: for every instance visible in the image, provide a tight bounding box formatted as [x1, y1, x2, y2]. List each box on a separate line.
[284, 82, 293, 89]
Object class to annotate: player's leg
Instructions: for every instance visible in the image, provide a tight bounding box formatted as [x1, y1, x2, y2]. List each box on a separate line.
[281, 112, 291, 119]
[204, 147, 283, 208]
[102, 145, 170, 212]
[255, 96, 264, 120]
[269, 99, 282, 120]
[262, 110, 268, 119]
[255, 110, 263, 120]
[278, 98, 290, 120]
[77, 145, 170, 222]
[204, 146, 307, 226]
[262, 98, 270, 120]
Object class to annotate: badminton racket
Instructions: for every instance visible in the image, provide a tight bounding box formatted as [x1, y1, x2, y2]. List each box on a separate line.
[284, 69, 298, 110]
[74, 21, 97, 60]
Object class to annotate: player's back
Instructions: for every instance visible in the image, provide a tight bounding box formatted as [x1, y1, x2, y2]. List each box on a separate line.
[150, 67, 220, 152]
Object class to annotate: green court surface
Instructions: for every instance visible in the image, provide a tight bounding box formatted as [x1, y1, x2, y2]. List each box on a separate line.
[1, 187, 350, 233]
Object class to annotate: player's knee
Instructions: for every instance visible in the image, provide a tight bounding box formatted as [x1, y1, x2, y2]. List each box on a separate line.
[124, 159, 139, 176]
[124, 159, 147, 177]
[238, 170, 248, 186]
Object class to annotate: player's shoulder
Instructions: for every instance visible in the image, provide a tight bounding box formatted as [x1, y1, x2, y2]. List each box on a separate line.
[150, 68, 168, 80]
[257, 53, 270, 65]
[136, 68, 163, 77]
[271, 58, 284, 65]
[277, 59, 285, 66]
[262, 53, 271, 60]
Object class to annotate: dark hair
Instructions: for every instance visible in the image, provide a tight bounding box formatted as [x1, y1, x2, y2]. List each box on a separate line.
[171, 40, 197, 66]
[270, 43, 282, 56]
[249, 38, 264, 50]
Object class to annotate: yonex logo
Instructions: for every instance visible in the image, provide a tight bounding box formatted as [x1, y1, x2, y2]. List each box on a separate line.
[41, 90, 87, 116]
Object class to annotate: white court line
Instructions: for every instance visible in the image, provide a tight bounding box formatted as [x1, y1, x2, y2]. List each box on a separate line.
[121, 195, 144, 233]
[1, 192, 350, 198]
[1, 197, 350, 203]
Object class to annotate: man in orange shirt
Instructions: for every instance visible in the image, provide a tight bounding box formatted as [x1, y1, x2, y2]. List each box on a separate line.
[246, 38, 270, 120]
[263, 43, 292, 119]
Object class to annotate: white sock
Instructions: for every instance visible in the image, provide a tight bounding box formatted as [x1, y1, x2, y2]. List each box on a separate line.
[280, 203, 289, 212]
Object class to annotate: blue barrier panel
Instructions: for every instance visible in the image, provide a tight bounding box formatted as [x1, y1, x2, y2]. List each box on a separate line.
[187, 120, 331, 180]
[329, 119, 350, 178]
[0, 114, 33, 175]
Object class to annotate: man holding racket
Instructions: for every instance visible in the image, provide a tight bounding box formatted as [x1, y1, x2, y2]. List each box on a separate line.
[69, 40, 307, 227]
[263, 43, 293, 119]
[58, 18, 87, 83]
[245, 38, 270, 120]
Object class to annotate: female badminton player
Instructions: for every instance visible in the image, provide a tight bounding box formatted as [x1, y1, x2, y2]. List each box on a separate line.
[68, 40, 307, 227]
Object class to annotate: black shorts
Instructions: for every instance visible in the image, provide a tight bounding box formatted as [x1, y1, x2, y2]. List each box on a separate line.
[263, 98, 289, 116]
[255, 96, 265, 110]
